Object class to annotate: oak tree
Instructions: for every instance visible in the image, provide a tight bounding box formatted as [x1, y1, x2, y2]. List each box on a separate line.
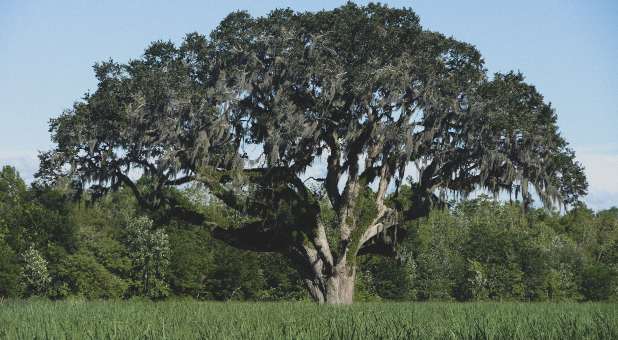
[39, 3, 586, 304]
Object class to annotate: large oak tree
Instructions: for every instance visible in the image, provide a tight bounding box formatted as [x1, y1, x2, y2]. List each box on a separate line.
[39, 3, 586, 304]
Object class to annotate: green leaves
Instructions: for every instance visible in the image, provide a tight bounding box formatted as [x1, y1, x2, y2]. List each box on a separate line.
[125, 216, 171, 299]
[20, 245, 52, 296]
[39, 3, 586, 215]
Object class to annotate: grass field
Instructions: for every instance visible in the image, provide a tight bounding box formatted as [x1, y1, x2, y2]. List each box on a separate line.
[0, 300, 616, 339]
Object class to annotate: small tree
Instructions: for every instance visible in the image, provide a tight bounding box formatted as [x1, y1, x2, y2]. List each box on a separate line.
[20, 244, 51, 296]
[125, 216, 171, 299]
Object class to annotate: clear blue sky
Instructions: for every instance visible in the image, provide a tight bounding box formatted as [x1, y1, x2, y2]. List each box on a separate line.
[1, 0, 616, 209]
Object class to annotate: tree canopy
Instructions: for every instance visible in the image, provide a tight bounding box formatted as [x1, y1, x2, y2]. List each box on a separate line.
[38, 3, 587, 303]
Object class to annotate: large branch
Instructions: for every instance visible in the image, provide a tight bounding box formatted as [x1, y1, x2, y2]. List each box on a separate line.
[358, 224, 407, 257]
[338, 160, 360, 242]
[166, 202, 209, 225]
[311, 221, 334, 273]
[356, 208, 402, 258]
[288, 244, 327, 303]
[325, 131, 342, 211]
[119, 160, 335, 274]
[195, 169, 246, 212]
[165, 174, 196, 186]
[115, 171, 149, 208]
[374, 164, 391, 213]
[211, 221, 288, 253]
[359, 174, 396, 249]
[356, 164, 392, 249]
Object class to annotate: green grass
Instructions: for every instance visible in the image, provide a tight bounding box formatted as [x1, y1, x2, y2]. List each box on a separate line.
[0, 300, 616, 339]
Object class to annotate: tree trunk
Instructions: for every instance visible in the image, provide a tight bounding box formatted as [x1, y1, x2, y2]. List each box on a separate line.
[306, 263, 356, 305]
[325, 265, 356, 304]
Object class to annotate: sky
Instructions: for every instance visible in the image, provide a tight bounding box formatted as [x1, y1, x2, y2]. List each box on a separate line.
[0, 0, 616, 210]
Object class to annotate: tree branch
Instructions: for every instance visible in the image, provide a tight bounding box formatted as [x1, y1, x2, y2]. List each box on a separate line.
[311, 221, 334, 273]
[325, 131, 342, 211]
[211, 221, 287, 252]
[358, 211, 402, 256]
[165, 175, 196, 186]
[195, 169, 246, 212]
[115, 171, 148, 208]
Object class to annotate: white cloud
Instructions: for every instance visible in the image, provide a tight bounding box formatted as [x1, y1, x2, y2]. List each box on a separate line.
[0, 150, 39, 182]
[577, 153, 618, 193]
[584, 191, 618, 211]
[575, 143, 618, 210]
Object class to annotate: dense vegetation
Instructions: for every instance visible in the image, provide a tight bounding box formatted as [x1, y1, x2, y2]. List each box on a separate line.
[1, 165, 616, 302]
[1, 300, 616, 339]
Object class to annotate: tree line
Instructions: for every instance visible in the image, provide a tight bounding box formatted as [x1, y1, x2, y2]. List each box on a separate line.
[1, 166, 615, 301]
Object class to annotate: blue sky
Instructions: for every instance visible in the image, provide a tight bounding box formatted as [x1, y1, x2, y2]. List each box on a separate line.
[1, 0, 616, 209]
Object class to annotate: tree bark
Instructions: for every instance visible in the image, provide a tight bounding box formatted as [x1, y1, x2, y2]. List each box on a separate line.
[304, 261, 356, 305]
[324, 264, 356, 304]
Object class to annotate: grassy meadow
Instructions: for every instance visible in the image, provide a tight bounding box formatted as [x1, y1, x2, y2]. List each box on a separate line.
[0, 300, 616, 339]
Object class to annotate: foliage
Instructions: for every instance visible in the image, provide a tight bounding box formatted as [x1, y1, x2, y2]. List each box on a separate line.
[167, 226, 214, 299]
[124, 216, 171, 299]
[0, 166, 615, 302]
[0, 238, 20, 297]
[20, 245, 51, 296]
[52, 251, 128, 299]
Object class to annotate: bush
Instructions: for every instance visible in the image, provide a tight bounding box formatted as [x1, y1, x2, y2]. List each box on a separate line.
[20, 245, 51, 297]
[0, 239, 20, 297]
[580, 263, 616, 301]
[54, 252, 128, 299]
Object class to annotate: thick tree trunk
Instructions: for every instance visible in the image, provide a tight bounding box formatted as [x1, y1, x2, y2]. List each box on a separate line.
[306, 263, 356, 305]
[324, 265, 356, 304]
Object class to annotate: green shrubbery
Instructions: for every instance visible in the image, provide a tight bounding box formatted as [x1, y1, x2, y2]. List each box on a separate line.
[0, 165, 616, 302]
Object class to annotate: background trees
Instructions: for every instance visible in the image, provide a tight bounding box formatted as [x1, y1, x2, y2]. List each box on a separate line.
[0, 166, 615, 301]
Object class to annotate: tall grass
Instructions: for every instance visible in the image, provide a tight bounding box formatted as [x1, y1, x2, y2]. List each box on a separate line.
[0, 300, 616, 339]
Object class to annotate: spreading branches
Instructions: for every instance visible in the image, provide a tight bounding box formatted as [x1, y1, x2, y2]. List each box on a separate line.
[38, 3, 587, 302]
